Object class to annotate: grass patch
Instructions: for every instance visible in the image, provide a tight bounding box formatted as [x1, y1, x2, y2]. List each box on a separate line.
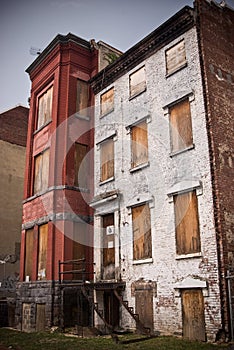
[0, 328, 229, 350]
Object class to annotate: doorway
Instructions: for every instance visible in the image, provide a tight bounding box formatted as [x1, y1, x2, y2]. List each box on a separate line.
[181, 289, 206, 341]
[104, 291, 119, 329]
[102, 213, 115, 280]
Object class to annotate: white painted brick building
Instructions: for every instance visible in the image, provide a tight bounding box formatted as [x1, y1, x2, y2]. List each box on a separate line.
[90, 3, 234, 342]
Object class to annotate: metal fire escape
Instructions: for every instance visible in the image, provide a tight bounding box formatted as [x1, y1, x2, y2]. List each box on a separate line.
[58, 259, 154, 341]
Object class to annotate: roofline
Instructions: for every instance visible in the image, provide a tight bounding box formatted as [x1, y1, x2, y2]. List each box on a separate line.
[90, 6, 194, 94]
[26, 33, 91, 74]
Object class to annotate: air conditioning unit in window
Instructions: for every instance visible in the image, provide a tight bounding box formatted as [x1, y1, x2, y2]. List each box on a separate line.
[106, 225, 115, 235]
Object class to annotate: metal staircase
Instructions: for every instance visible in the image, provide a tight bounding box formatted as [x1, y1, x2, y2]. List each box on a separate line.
[113, 289, 152, 336]
[80, 285, 119, 343]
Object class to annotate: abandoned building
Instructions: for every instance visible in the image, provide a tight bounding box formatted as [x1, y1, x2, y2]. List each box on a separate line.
[15, 0, 233, 343]
[0, 106, 29, 326]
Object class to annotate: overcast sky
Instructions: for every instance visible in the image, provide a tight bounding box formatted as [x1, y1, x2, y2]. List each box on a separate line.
[0, 0, 233, 113]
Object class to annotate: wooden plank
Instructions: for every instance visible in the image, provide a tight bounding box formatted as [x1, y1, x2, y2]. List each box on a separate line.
[100, 139, 114, 182]
[132, 204, 152, 260]
[37, 224, 48, 280]
[131, 120, 148, 167]
[76, 80, 89, 116]
[74, 143, 88, 188]
[33, 153, 42, 194]
[182, 289, 206, 341]
[37, 86, 53, 129]
[41, 149, 50, 192]
[36, 304, 46, 332]
[101, 87, 114, 115]
[166, 40, 186, 75]
[130, 66, 146, 97]
[174, 191, 200, 255]
[135, 289, 153, 330]
[24, 228, 34, 281]
[170, 99, 193, 152]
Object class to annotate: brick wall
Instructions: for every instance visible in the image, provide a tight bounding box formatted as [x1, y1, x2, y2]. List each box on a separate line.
[196, 0, 234, 336]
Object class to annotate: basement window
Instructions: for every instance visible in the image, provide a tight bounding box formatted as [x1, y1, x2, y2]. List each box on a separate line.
[100, 138, 114, 183]
[37, 224, 48, 281]
[174, 190, 201, 256]
[131, 120, 148, 169]
[132, 203, 152, 261]
[165, 39, 187, 76]
[169, 98, 193, 154]
[74, 143, 88, 189]
[129, 66, 146, 98]
[33, 148, 50, 195]
[100, 87, 114, 116]
[37, 85, 53, 130]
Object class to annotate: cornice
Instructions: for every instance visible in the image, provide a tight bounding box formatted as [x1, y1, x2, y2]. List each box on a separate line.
[26, 33, 91, 74]
[90, 6, 194, 94]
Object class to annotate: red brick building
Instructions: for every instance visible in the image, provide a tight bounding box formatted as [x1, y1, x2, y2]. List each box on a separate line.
[15, 33, 121, 331]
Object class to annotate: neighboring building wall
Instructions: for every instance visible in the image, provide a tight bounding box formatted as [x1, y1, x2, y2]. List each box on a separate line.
[0, 106, 28, 294]
[92, 23, 222, 343]
[195, 0, 234, 335]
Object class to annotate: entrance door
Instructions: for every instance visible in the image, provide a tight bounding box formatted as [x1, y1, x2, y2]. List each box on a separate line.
[104, 291, 119, 328]
[181, 289, 206, 341]
[102, 214, 115, 280]
[135, 289, 153, 330]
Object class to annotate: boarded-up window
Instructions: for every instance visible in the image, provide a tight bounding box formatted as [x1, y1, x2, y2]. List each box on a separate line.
[37, 86, 53, 129]
[132, 203, 152, 260]
[131, 120, 148, 168]
[166, 40, 186, 75]
[74, 143, 88, 188]
[129, 66, 146, 98]
[174, 191, 201, 255]
[37, 224, 48, 280]
[100, 87, 114, 116]
[34, 149, 50, 194]
[24, 228, 34, 281]
[169, 99, 193, 153]
[76, 80, 89, 116]
[100, 138, 114, 182]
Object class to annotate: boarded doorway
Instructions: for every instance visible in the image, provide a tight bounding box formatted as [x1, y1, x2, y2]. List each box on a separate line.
[135, 288, 153, 330]
[104, 291, 119, 329]
[181, 289, 206, 341]
[102, 213, 115, 280]
[36, 304, 46, 331]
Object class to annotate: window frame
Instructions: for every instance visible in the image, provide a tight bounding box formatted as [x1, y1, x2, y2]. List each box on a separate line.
[173, 190, 201, 257]
[74, 142, 89, 189]
[33, 148, 50, 195]
[100, 87, 114, 117]
[36, 85, 53, 131]
[165, 39, 187, 77]
[37, 223, 48, 281]
[99, 137, 115, 183]
[76, 79, 89, 117]
[131, 202, 152, 261]
[130, 119, 149, 170]
[129, 66, 146, 99]
[169, 98, 194, 155]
